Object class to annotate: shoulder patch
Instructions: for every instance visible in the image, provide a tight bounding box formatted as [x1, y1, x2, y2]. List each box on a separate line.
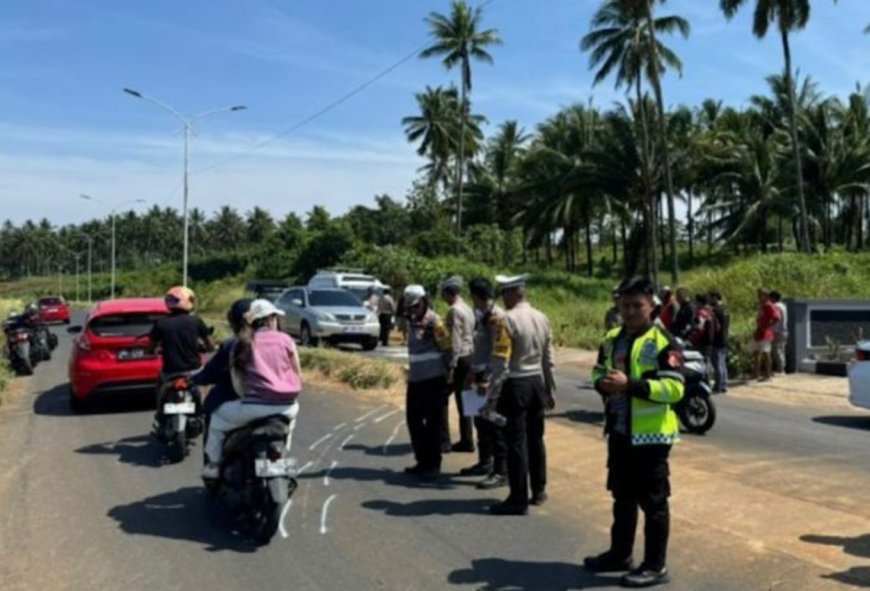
[666, 350, 683, 369]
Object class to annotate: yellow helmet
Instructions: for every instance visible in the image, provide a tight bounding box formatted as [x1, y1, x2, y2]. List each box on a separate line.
[165, 286, 195, 312]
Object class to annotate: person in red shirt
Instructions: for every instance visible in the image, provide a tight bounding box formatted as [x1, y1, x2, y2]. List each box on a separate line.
[658, 287, 678, 331]
[752, 289, 781, 382]
[688, 293, 715, 362]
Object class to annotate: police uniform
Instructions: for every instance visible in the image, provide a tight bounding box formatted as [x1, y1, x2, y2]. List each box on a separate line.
[590, 323, 684, 575]
[467, 302, 508, 481]
[405, 285, 452, 474]
[487, 275, 556, 513]
[442, 276, 476, 451]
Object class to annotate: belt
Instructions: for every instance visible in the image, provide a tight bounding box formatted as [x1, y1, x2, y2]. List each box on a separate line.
[409, 352, 443, 363]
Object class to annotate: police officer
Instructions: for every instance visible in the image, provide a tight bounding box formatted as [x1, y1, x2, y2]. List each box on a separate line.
[458, 277, 508, 490]
[403, 284, 452, 481]
[585, 277, 685, 588]
[485, 274, 556, 516]
[441, 275, 476, 453]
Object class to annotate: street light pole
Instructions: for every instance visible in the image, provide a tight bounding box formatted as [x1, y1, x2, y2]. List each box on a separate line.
[122, 87, 246, 287]
[86, 236, 93, 302]
[80, 194, 144, 300]
[74, 252, 82, 302]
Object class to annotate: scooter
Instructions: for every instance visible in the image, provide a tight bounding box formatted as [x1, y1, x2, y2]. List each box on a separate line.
[205, 414, 297, 545]
[675, 348, 717, 435]
[154, 374, 203, 463]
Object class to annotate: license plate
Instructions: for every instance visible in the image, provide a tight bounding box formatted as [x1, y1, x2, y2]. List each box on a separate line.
[118, 348, 148, 361]
[255, 458, 296, 477]
[343, 325, 366, 333]
[163, 401, 196, 414]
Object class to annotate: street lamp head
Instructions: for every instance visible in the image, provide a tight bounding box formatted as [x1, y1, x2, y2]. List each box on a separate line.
[230, 105, 247, 112]
[80, 194, 93, 201]
[123, 88, 143, 98]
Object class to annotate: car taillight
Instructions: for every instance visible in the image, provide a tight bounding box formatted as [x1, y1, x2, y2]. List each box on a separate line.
[76, 337, 113, 361]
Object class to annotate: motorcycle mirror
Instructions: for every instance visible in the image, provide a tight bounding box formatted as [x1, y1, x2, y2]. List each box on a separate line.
[67, 326, 83, 334]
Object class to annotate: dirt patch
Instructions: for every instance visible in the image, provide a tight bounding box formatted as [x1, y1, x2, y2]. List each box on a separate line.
[0, 376, 30, 410]
[728, 373, 850, 409]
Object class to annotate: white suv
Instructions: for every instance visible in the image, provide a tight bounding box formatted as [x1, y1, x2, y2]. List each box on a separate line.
[307, 269, 387, 303]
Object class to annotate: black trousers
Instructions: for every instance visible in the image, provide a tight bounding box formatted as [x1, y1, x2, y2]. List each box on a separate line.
[472, 371, 507, 472]
[442, 356, 474, 446]
[406, 377, 447, 470]
[378, 314, 392, 347]
[607, 435, 671, 571]
[497, 376, 547, 507]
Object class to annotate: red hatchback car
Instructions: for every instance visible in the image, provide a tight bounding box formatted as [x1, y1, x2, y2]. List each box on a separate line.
[68, 298, 169, 411]
[38, 296, 71, 324]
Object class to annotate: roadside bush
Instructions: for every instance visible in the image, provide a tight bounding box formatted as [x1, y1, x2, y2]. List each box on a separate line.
[299, 348, 402, 390]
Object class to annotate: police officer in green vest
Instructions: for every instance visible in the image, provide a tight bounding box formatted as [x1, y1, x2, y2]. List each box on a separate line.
[585, 277, 685, 588]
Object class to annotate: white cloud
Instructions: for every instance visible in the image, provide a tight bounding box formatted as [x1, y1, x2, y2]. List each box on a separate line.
[0, 124, 425, 226]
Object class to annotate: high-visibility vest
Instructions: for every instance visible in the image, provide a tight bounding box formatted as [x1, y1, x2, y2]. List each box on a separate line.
[592, 324, 684, 446]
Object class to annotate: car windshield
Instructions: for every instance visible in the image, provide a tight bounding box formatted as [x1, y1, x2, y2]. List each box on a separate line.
[308, 290, 362, 308]
[346, 288, 371, 302]
[39, 297, 64, 306]
[89, 313, 168, 337]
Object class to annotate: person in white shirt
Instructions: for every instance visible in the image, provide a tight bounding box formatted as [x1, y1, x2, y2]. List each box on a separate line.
[770, 291, 788, 375]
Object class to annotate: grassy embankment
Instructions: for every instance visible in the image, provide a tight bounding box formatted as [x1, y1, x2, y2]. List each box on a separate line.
[2, 251, 869, 388]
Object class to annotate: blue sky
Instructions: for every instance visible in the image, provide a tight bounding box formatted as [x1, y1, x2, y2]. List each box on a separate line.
[2, 0, 869, 226]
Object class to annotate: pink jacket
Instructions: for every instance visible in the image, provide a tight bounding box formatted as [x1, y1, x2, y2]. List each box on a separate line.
[241, 329, 301, 404]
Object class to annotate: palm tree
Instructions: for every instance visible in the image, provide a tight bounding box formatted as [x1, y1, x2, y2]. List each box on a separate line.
[719, 0, 818, 252]
[421, 0, 502, 236]
[402, 86, 485, 194]
[581, 0, 688, 282]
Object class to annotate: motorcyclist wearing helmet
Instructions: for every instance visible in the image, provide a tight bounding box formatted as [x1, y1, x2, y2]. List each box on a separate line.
[149, 286, 214, 375]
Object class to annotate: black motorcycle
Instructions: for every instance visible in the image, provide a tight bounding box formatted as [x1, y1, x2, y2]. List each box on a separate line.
[154, 374, 203, 463]
[3, 314, 52, 375]
[205, 415, 297, 545]
[674, 348, 717, 435]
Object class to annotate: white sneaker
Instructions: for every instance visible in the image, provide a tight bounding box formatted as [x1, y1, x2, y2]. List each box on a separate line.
[201, 463, 219, 479]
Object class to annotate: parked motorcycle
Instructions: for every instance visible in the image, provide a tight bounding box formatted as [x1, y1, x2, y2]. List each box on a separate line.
[4, 320, 38, 375]
[154, 374, 203, 463]
[205, 415, 297, 545]
[675, 348, 717, 435]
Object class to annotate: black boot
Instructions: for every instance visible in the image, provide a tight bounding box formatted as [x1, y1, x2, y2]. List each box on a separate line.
[476, 472, 507, 490]
[583, 551, 634, 573]
[460, 461, 492, 477]
[621, 565, 669, 588]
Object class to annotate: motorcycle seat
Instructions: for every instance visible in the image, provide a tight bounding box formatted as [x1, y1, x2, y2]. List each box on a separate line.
[224, 415, 290, 453]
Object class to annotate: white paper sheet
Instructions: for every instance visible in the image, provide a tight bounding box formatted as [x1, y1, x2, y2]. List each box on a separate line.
[461, 389, 486, 417]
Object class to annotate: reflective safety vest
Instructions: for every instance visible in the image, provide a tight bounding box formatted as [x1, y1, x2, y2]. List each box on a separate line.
[591, 324, 685, 446]
[407, 309, 452, 383]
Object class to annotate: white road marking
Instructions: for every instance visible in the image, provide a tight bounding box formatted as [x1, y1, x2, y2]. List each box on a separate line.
[320, 494, 337, 535]
[353, 422, 366, 431]
[296, 461, 314, 475]
[339, 434, 354, 450]
[323, 460, 338, 486]
[279, 500, 293, 539]
[373, 408, 400, 423]
[383, 419, 406, 454]
[355, 404, 388, 423]
[308, 433, 334, 451]
[332, 422, 347, 431]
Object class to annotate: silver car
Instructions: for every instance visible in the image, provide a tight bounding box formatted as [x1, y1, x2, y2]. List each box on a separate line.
[274, 287, 380, 350]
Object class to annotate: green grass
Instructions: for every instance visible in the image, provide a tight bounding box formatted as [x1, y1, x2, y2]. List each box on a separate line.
[298, 348, 403, 390]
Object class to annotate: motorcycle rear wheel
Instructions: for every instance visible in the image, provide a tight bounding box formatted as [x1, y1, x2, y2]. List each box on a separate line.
[167, 429, 187, 463]
[678, 395, 716, 435]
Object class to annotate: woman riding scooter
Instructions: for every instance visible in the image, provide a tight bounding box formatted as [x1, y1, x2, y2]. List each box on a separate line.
[201, 299, 303, 479]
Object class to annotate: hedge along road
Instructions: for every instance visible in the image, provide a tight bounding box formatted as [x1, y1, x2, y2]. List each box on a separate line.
[0, 317, 869, 590]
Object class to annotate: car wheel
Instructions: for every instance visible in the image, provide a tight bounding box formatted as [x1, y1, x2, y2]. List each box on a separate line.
[300, 323, 319, 348]
[362, 338, 378, 352]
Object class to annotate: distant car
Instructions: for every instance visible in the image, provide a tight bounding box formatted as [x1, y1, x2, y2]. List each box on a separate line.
[307, 269, 388, 303]
[245, 280, 289, 303]
[67, 297, 169, 412]
[37, 296, 71, 324]
[274, 287, 380, 350]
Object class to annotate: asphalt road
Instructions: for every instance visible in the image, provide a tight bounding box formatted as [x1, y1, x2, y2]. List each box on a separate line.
[1, 324, 869, 590]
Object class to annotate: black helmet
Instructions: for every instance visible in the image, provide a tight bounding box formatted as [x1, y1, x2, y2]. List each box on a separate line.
[227, 298, 254, 334]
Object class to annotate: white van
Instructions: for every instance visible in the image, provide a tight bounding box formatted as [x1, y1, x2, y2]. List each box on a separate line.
[307, 269, 388, 304]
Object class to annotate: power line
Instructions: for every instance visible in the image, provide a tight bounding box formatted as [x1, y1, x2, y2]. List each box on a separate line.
[191, 0, 497, 177]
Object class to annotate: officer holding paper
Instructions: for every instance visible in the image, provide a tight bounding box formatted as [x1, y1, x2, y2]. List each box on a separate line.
[484, 274, 556, 516]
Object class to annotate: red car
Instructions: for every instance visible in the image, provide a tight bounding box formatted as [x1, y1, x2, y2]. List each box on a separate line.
[68, 297, 169, 412]
[38, 296, 71, 324]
